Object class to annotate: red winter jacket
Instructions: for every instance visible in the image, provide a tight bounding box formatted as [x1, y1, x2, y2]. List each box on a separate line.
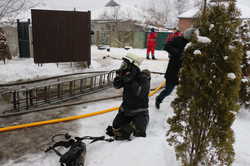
[147, 32, 157, 47]
[166, 31, 182, 42]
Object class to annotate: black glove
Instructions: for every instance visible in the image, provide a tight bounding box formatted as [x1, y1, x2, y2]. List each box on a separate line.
[106, 126, 114, 137]
[122, 65, 140, 83]
[113, 76, 123, 89]
[168, 54, 173, 59]
[164, 43, 180, 56]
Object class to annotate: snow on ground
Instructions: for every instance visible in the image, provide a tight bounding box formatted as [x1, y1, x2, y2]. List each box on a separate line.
[0, 46, 168, 85]
[1, 46, 250, 166]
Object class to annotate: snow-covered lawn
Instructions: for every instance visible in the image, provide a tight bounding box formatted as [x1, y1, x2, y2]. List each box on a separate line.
[0, 46, 249, 166]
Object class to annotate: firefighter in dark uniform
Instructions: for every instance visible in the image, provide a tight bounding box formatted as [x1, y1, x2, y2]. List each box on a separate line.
[155, 28, 196, 109]
[106, 53, 151, 140]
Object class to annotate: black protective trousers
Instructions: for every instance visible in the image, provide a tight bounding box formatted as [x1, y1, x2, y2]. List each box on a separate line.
[112, 110, 149, 137]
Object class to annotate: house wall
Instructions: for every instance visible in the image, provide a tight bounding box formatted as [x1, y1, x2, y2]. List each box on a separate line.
[2, 26, 19, 57]
[92, 20, 171, 49]
[1, 25, 33, 58]
[178, 18, 193, 32]
[91, 21, 144, 32]
[91, 21, 146, 48]
[93, 31, 145, 48]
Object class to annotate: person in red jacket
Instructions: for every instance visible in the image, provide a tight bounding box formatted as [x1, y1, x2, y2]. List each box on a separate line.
[146, 28, 157, 60]
[166, 27, 182, 42]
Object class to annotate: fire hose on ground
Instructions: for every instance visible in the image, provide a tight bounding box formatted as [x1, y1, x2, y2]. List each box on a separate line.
[0, 82, 165, 133]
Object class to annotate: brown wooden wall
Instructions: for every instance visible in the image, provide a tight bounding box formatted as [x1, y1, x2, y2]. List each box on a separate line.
[31, 9, 91, 65]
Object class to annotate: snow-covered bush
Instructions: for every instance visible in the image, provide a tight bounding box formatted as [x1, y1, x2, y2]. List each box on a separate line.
[167, 1, 243, 165]
[238, 19, 250, 108]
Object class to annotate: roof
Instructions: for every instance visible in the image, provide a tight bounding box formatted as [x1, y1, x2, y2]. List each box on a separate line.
[178, 1, 250, 19]
[178, 8, 199, 19]
[105, 0, 120, 7]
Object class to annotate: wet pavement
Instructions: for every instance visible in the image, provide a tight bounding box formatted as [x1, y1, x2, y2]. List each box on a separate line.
[0, 87, 122, 165]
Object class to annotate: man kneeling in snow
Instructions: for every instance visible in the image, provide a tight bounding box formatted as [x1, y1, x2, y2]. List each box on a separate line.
[106, 53, 151, 140]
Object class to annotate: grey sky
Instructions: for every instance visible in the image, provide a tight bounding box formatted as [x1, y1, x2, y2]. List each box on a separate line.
[38, 0, 148, 12]
[47, 0, 250, 11]
[38, 0, 250, 18]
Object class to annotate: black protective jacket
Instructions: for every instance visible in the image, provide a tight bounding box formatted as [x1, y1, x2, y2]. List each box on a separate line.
[113, 69, 150, 115]
[164, 36, 189, 84]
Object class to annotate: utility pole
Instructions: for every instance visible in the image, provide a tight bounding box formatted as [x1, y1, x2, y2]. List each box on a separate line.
[202, 0, 207, 15]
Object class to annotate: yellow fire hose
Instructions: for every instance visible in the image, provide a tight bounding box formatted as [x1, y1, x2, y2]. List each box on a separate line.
[0, 82, 165, 133]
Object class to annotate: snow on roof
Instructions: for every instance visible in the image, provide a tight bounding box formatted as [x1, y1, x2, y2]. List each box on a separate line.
[178, 8, 199, 19]
[178, 1, 250, 19]
[105, 0, 120, 7]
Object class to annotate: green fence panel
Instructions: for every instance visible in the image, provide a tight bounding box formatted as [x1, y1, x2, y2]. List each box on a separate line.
[156, 32, 169, 50]
[133, 32, 146, 49]
[145, 32, 170, 50]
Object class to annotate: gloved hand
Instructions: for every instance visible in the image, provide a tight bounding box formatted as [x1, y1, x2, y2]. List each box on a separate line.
[122, 65, 140, 83]
[106, 126, 114, 137]
[113, 76, 123, 89]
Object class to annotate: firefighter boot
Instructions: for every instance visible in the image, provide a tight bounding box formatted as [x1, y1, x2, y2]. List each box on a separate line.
[152, 55, 156, 60]
[113, 125, 133, 141]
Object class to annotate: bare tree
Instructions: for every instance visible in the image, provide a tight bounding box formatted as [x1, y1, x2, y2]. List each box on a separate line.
[175, 0, 193, 15]
[143, 0, 172, 27]
[97, 6, 135, 47]
[138, 0, 203, 28]
[0, 0, 39, 23]
[194, 0, 203, 8]
[99, 5, 122, 31]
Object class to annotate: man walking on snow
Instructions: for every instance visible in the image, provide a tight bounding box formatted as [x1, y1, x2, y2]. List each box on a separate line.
[155, 28, 196, 109]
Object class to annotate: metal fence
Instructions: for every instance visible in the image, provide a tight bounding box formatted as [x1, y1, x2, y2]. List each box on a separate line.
[31, 9, 91, 65]
[17, 19, 30, 58]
